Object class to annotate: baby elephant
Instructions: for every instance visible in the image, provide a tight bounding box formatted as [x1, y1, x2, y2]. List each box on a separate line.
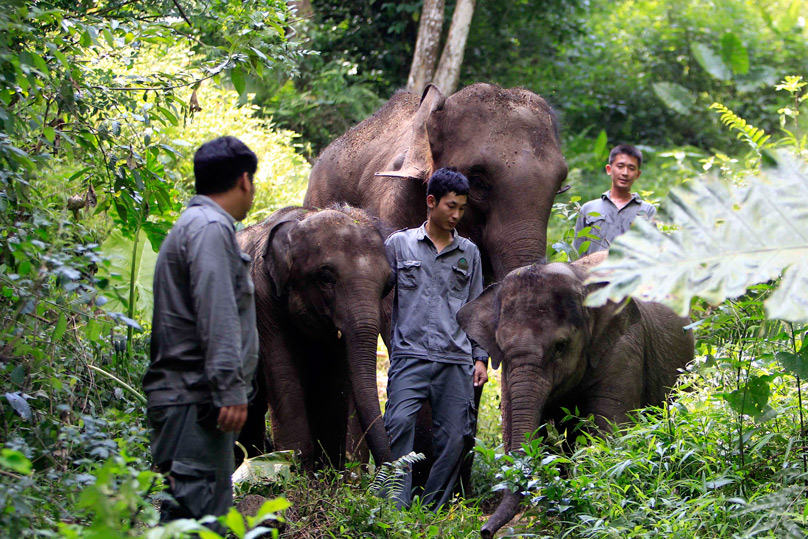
[457, 261, 694, 538]
[236, 204, 394, 471]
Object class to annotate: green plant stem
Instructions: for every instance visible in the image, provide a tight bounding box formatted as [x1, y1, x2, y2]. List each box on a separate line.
[789, 322, 807, 476]
[87, 364, 146, 404]
[125, 222, 141, 363]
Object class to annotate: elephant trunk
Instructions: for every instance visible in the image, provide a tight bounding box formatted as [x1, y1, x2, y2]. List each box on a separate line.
[343, 308, 393, 465]
[481, 490, 523, 539]
[482, 355, 549, 537]
[485, 218, 548, 280]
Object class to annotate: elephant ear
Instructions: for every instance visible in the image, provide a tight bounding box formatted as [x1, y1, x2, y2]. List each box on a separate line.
[375, 83, 446, 182]
[263, 219, 298, 297]
[585, 282, 640, 369]
[457, 283, 505, 369]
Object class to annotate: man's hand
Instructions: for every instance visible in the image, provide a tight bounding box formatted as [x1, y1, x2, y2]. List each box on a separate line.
[217, 404, 248, 432]
[473, 360, 488, 388]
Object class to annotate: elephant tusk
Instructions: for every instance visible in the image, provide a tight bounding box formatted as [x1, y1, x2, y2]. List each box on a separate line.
[337, 330, 342, 339]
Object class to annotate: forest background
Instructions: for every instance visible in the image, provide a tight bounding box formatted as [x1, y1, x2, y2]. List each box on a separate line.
[2, 0, 808, 536]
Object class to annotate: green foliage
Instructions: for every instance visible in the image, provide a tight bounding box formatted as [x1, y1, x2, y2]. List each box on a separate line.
[0, 1, 308, 536]
[587, 80, 808, 322]
[524, 0, 808, 150]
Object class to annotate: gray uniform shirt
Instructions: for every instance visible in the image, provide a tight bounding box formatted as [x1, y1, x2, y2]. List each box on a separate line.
[385, 224, 487, 365]
[143, 195, 258, 408]
[573, 191, 656, 255]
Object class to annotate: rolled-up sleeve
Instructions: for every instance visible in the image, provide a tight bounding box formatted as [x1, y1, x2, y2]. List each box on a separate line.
[187, 222, 246, 407]
[467, 248, 488, 363]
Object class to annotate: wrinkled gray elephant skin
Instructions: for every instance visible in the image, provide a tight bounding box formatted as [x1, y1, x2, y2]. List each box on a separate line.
[305, 82, 568, 489]
[458, 262, 694, 538]
[236, 205, 394, 471]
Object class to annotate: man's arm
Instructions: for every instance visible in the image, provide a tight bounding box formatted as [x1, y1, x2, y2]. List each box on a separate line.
[188, 223, 248, 429]
[467, 248, 488, 387]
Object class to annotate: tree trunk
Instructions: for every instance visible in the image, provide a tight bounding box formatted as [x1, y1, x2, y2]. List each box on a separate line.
[406, 0, 445, 94]
[432, 0, 475, 95]
[288, 0, 313, 19]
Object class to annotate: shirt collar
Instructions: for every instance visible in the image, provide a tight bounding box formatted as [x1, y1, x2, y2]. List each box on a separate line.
[188, 195, 236, 227]
[601, 190, 641, 205]
[415, 222, 465, 252]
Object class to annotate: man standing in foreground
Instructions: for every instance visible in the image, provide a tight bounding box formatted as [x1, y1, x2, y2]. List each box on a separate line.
[573, 144, 657, 256]
[143, 136, 259, 521]
[384, 167, 488, 510]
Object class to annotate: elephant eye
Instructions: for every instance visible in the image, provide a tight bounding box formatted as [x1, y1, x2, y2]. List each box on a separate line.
[317, 266, 337, 285]
[467, 166, 492, 199]
[551, 339, 569, 358]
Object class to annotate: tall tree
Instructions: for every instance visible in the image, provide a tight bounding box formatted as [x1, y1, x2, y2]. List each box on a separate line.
[407, 0, 445, 93]
[432, 0, 475, 94]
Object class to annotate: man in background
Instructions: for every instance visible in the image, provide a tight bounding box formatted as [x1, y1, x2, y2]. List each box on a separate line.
[143, 136, 259, 522]
[574, 144, 656, 256]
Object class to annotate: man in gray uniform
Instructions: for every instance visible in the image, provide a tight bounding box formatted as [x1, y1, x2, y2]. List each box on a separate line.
[143, 136, 259, 522]
[384, 167, 488, 510]
[573, 144, 656, 256]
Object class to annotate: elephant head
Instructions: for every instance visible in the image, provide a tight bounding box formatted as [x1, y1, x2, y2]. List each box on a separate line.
[457, 262, 621, 538]
[259, 204, 394, 466]
[376, 83, 568, 280]
[459, 261, 692, 537]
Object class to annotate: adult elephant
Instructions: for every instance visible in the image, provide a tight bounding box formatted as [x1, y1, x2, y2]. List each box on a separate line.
[458, 261, 694, 538]
[305, 82, 567, 281]
[236, 205, 394, 470]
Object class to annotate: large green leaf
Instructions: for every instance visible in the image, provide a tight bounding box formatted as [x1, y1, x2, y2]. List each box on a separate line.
[586, 152, 808, 322]
[652, 82, 696, 114]
[720, 32, 749, 75]
[692, 43, 732, 81]
[98, 229, 158, 318]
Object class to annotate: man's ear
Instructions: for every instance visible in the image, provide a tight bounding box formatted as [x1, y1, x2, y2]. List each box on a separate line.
[426, 193, 437, 210]
[457, 283, 505, 369]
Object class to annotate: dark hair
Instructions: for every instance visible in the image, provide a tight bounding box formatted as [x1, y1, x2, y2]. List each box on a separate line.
[426, 167, 469, 203]
[608, 144, 643, 168]
[193, 136, 258, 195]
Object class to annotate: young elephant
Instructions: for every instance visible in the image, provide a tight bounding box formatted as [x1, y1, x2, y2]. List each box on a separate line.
[457, 262, 694, 538]
[236, 204, 394, 470]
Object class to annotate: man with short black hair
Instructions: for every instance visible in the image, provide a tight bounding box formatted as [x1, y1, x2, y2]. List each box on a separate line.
[143, 135, 259, 523]
[384, 167, 488, 510]
[573, 144, 656, 256]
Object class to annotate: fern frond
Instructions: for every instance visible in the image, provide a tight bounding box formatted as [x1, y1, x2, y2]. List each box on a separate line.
[369, 451, 425, 496]
[709, 103, 772, 151]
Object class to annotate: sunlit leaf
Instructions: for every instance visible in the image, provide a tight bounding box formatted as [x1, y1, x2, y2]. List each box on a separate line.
[652, 82, 696, 114]
[776, 351, 808, 379]
[587, 152, 808, 323]
[231, 66, 246, 95]
[720, 32, 749, 75]
[97, 229, 158, 317]
[692, 43, 731, 81]
[0, 448, 32, 474]
[52, 312, 67, 341]
[720, 375, 773, 418]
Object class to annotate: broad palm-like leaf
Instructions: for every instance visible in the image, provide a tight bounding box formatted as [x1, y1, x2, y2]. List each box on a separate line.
[586, 152, 808, 322]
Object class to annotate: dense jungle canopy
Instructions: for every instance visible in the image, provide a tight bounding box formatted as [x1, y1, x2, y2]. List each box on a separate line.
[2, 0, 808, 536]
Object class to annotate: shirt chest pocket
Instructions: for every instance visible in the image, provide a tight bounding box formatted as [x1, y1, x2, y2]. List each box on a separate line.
[449, 265, 470, 298]
[236, 252, 255, 304]
[584, 215, 606, 231]
[397, 260, 421, 289]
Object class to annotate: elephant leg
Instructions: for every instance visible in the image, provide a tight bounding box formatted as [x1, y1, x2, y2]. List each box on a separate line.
[236, 365, 272, 465]
[265, 338, 317, 470]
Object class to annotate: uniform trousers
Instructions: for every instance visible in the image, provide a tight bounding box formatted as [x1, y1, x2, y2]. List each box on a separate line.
[384, 357, 476, 509]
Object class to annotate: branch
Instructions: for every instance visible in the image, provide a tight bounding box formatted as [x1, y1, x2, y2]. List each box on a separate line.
[170, 0, 193, 27]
